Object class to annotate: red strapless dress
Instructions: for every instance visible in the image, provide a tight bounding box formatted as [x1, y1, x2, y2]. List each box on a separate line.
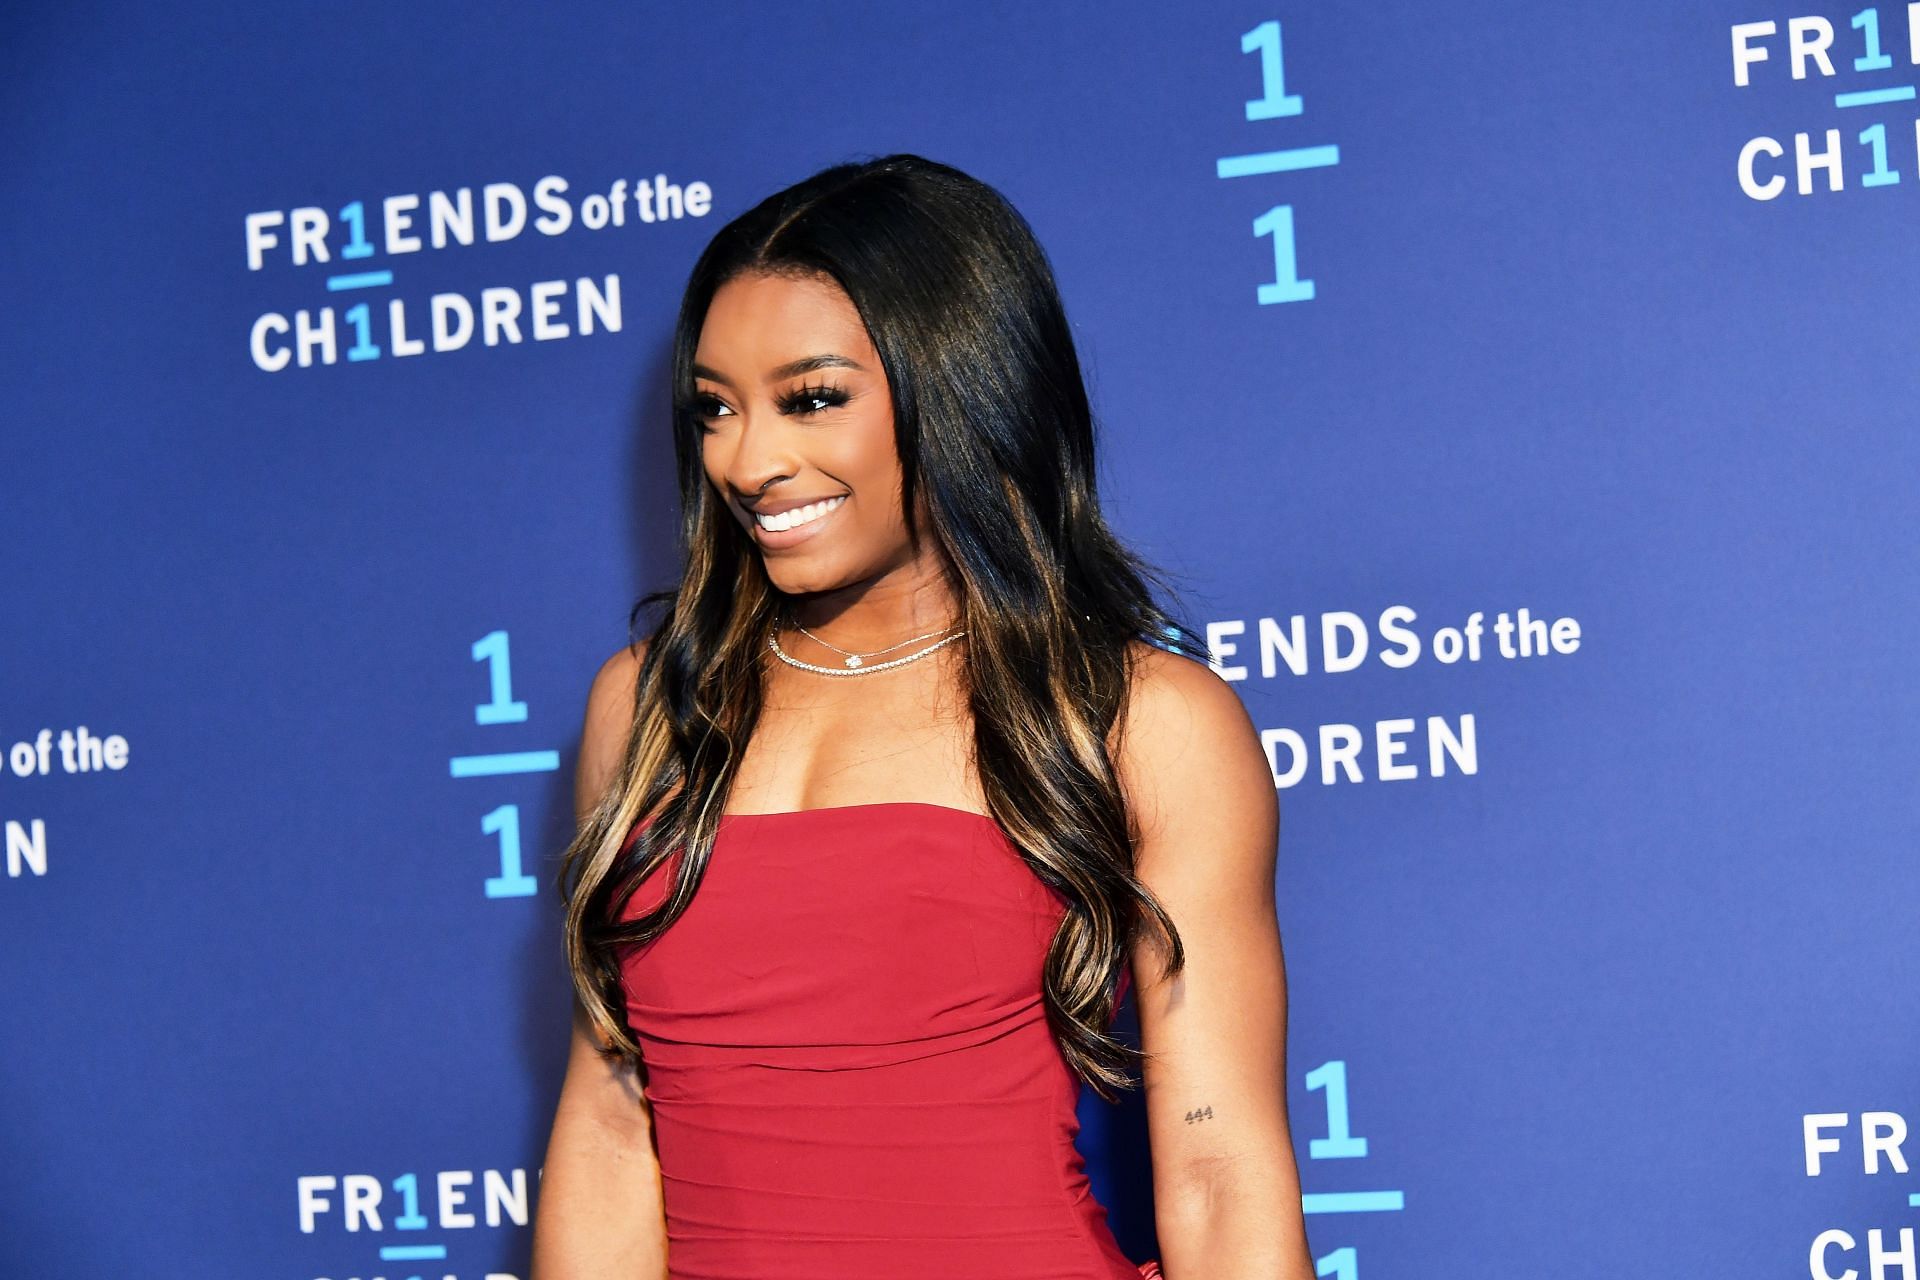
[613, 801, 1161, 1280]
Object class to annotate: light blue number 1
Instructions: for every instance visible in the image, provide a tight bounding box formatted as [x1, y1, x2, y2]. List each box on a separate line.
[390, 1171, 428, 1229]
[483, 803, 538, 898]
[1305, 1059, 1368, 1158]
[1859, 122, 1900, 185]
[1253, 205, 1316, 304]
[472, 630, 529, 725]
[1242, 20, 1304, 119]
[1852, 7, 1893, 70]
[344, 302, 380, 362]
[1316, 1246, 1359, 1279]
[337, 199, 375, 260]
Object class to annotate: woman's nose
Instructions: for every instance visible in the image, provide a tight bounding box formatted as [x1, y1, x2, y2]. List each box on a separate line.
[721, 403, 801, 495]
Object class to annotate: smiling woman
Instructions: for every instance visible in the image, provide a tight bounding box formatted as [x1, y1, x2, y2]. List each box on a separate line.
[532, 154, 1317, 1280]
[687, 273, 909, 576]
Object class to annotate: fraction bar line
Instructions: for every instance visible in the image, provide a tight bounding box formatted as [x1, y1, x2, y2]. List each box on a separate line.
[1217, 145, 1341, 179]
[1301, 1190, 1406, 1214]
[326, 270, 395, 291]
[449, 750, 561, 777]
[1836, 85, 1916, 107]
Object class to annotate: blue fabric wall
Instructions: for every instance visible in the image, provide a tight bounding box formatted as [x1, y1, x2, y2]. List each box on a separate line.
[4, 3, 1915, 1276]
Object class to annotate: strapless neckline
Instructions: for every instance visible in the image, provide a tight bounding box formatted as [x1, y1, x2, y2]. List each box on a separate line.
[718, 800, 998, 825]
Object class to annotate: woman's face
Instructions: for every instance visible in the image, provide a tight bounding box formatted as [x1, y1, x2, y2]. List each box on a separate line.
[691, 270, 923, 596]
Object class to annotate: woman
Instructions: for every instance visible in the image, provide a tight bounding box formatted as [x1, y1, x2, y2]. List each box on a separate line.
[531, 154, 1316, 1279]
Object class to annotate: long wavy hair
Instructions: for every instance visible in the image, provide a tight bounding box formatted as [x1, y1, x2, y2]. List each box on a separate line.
[557, 153, 1211, 1101]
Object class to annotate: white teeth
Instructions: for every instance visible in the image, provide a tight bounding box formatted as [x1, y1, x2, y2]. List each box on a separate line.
[754, 494, 846, 533]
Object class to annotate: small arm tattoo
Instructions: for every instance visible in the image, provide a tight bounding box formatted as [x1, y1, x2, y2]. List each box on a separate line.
[1183, 1104, 1214, 1124]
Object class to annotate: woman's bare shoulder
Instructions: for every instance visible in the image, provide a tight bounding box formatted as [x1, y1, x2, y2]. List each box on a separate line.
[1119, 637, 1237, 721]
[575, 640, 649, 821]
[592, 638, 649, 691]
[1116, 638, 1275, 846]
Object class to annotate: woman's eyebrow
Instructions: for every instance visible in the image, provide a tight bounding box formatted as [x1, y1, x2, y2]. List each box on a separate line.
[692, 353, 865, 387]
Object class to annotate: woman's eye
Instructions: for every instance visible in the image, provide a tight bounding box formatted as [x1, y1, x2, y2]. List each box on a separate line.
[688, 385, 847, 426]
[782, 385, 850, 416]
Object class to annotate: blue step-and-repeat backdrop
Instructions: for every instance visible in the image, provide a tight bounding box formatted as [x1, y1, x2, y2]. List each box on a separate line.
[5, 3, 1916, 1277]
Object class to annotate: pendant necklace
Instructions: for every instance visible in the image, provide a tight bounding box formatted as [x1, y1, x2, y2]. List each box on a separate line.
[768, 613, 967, 677]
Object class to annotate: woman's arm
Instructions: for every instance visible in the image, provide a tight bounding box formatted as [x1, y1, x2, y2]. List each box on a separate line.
[1119, 645, 1316, 1279]
[529, 645, 669, 1279]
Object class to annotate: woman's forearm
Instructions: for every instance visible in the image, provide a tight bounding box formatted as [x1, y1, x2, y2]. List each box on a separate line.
[529, 1105, 670, 1280]
[1153, 1162, 1317, 1279]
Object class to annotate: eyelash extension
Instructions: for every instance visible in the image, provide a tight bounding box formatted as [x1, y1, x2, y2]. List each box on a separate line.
[680, 383, 852, 429]
[776, 382, 851, 415]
